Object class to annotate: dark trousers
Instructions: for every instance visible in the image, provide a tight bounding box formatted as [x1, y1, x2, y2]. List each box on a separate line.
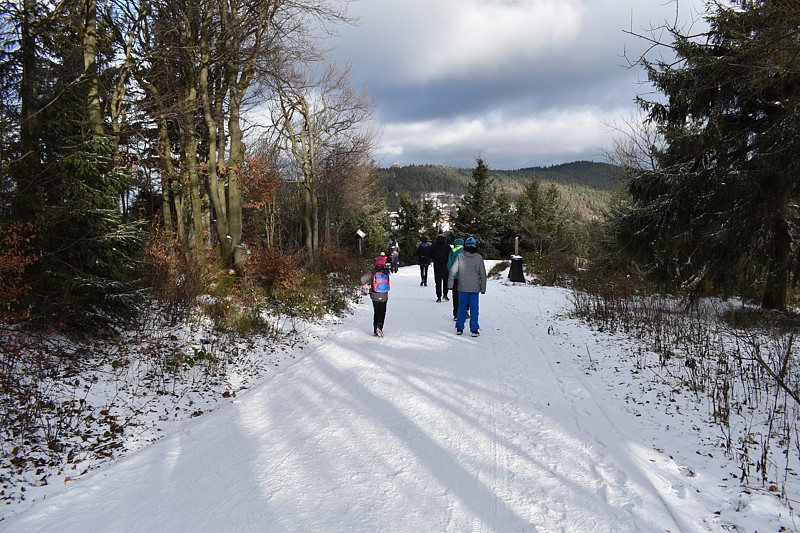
[433, 263, 449, 299]
[419, 261, 429, 284]
[372, 300, 387, 332]
[450, 278, 459, 317]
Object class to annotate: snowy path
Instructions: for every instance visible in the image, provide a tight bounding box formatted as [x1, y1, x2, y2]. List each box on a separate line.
[3, 266, 711, 532]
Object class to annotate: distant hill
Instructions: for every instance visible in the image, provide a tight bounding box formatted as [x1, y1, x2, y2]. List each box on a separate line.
[376, 161, 621, 201]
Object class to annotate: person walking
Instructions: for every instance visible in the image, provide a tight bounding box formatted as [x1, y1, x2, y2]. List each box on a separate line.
[448, 236, 486, 337]
[415, 235, 432, 286]
[360, 252, 391, 337]
[430, 230, 451, 303]
[390, 239, 400, 273]
[445, 237, 465, 320]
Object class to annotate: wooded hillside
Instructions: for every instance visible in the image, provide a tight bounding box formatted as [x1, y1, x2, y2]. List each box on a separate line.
[376, 160, 621, 214]
[376, 160, 620, 198]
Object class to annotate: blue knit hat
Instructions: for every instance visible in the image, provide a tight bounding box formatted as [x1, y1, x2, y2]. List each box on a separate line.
[454, 238, 464, 246]
[465, 236, 476, 247]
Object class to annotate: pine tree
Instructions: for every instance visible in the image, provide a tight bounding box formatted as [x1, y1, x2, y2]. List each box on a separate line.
[451, 158, 511, 257]
[515, 176, 570, 254]
[615, 0, 800, 309]
[27, 98, 145, 331]
[5, 0, 144, 331]
[395, 193, 440, 257]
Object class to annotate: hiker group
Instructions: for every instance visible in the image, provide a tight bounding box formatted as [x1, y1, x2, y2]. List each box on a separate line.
[361, 230, 486, 338]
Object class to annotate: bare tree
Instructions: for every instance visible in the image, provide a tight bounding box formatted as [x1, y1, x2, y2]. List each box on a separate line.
[129, 0, 356, 269]
[270, 61, 375, 265]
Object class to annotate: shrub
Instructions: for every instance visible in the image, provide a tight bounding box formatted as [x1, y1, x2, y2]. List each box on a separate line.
[569, 270, 800, 495]
[0, 222, 38, 323]
[244, 247, 304, 293]
[319, 243, 361, 276]
[522, 251, 580, 287]
[142, 226, 207, 324]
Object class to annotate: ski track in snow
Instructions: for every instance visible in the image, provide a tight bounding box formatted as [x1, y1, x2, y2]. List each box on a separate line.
[0, 264, 786, 532]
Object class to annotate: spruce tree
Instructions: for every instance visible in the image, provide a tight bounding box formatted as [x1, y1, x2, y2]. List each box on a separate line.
[515, 177, 571, 255]
[5, 0, 145, 331]
[615, 0, 800, 309]
[451, 158, 511, 257]
[395, 193, 441, 258]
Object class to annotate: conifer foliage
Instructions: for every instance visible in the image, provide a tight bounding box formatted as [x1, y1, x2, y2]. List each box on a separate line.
[3, 0, 144, 331]
[514, 177, 573, 256]
[395, 192, 439, 258]
[450, 158, 513, 257]
[614, 0, 800, 309]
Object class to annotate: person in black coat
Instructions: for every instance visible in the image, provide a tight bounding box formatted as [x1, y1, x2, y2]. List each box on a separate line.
[429, 230, 451, 302]
[415, 235, 432, 286]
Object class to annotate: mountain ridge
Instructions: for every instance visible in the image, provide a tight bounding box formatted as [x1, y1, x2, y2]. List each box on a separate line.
[377, 160, 621, 201]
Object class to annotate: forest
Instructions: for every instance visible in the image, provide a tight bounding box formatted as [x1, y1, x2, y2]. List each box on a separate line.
[379, 160, 619, 198]
[1, 0, 799, 512]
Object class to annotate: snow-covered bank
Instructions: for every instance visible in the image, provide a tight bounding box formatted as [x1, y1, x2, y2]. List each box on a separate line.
[1, 264, 795, 532]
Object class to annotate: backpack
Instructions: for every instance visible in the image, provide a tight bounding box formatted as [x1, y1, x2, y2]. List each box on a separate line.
[372, 269, 390, 293]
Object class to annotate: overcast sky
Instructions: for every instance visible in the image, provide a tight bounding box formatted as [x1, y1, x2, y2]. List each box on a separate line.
[331, 0, 708, 170]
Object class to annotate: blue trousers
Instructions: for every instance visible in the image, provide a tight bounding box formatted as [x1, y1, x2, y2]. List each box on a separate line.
[455, 292, 480, 332]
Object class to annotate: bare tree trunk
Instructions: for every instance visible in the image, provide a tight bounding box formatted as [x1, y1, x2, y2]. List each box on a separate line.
[199, 15, 232, 264]
[83, 0, 104, 137]
[265, 201, 277, 249]
[108, 15, 138, 138]
[761, 215, 791, 311]
[311, 170, 319, 255]
[174, 185, 190, 258]
[303, 176, 314, 261]
[226, 82, 245, 265]
[181, 84, 205, 251]
[300, 125, 318, 263]
[156, 115, 175, 232]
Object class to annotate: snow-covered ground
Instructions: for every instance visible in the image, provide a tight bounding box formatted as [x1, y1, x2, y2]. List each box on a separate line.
[1, 263, 796, 532]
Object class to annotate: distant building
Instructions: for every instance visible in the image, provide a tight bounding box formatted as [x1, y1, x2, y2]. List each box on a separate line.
[422, 191, 462, 232]
[390, 162, 401, 168]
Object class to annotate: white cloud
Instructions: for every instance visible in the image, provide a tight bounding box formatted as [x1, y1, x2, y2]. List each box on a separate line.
[392, 0, 584, 83]
[334, 0, 709, 167]
[364, 2, 580, 82]
[375, 106, 619, 168]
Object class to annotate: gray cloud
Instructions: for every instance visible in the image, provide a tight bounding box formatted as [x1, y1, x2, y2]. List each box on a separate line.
[332, 0, 707, 169]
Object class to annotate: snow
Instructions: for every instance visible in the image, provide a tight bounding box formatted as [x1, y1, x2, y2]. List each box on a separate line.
[1, 262, 796, 532]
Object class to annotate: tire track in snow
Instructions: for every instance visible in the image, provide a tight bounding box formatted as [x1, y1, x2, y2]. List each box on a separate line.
[483, 279, 681, 531]
[495, 279, 693, 531]
[486, 281, 578, 530]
